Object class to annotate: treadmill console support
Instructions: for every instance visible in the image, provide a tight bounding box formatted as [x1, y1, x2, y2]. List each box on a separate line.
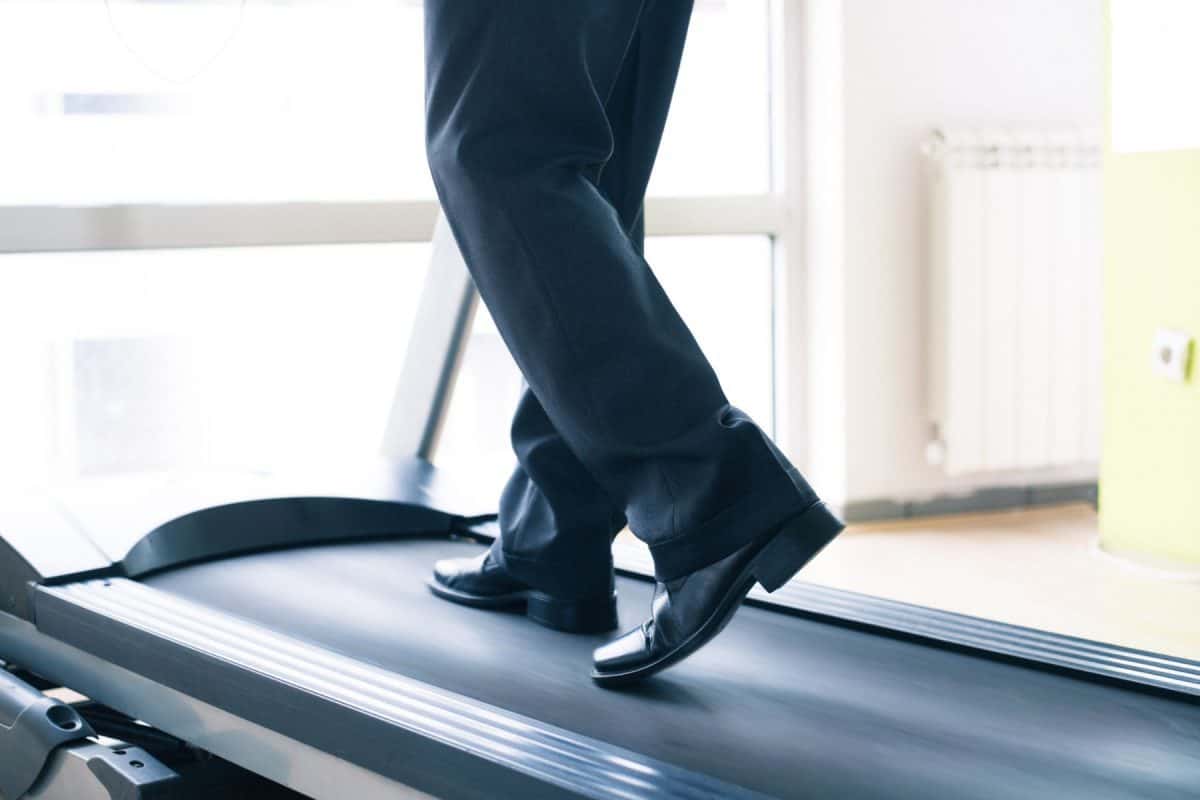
[0, 461, 496, 622]
[120, 496, 473, 578]
[0, 669, 94, 800]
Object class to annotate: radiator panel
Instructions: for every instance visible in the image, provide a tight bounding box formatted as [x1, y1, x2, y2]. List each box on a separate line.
[927, 128, 1102, 476]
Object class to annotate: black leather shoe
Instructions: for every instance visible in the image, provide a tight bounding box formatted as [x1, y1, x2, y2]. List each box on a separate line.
[429, 550, 619, 634]
[592, 501, 844, 686]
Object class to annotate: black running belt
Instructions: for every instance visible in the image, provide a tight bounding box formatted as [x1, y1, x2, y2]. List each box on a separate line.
[114, 538, 1200, 800]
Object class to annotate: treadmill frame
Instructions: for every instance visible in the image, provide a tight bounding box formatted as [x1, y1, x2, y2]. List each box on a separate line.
[4, 509, 1198, 800]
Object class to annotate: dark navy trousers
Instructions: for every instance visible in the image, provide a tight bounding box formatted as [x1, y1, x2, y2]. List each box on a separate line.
[424, 0, 819, 597]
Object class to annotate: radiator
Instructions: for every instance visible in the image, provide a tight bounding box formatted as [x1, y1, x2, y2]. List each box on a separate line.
[925, 127, 1103, 475]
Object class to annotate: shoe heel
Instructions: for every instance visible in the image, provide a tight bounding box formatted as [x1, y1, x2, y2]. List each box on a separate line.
[752, 502, 845, 593]
[526, 592, 619, 634]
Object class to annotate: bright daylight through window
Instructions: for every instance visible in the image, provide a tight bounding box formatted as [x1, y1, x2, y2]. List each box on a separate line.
[0, 0, 777, 492]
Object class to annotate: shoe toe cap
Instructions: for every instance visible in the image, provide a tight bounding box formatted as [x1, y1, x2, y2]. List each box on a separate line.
[593, 625, 652, 674]
[432, 556, 465, 587]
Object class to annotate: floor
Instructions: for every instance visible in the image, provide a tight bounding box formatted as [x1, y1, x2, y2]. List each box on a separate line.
[799, 503, 1200, 662]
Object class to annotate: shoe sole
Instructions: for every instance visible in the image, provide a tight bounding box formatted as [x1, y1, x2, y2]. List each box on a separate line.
[426, 580, 619, 634]
[591, 501, 845, 687]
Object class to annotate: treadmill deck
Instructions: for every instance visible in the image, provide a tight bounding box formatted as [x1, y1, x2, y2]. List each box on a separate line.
[120, 538, 1200, 800]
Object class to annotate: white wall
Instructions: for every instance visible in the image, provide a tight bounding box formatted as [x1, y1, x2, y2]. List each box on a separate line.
[805, 0, 1105, 506]
[1110, 0, 1200, 152]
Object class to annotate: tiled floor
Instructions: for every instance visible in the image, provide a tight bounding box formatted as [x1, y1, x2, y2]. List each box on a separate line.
[801, 503, 1200, 661]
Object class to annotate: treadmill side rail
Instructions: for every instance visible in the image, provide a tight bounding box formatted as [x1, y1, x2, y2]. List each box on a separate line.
[0, 669, 95, 800]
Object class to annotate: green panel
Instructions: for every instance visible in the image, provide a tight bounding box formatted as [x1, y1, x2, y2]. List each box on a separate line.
[1101, 4, 1200, 563]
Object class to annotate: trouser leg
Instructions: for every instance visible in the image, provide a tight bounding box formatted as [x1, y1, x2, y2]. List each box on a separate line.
[491, 2, 690, 598]
[425, 0, 818, 582]
[492, 390, 623, 599]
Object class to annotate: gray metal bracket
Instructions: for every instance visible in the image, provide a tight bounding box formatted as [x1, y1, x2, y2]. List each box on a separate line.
[0, 668, 94, 800]
[381, 213, 480, 461]
[25, 742, 179, 800]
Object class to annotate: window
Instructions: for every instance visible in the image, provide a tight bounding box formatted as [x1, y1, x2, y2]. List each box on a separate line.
[651, 1, 772, 195]
[0, 0, 799, 490]
[0, 243, 428, 489]
[1, 1, 429, 204]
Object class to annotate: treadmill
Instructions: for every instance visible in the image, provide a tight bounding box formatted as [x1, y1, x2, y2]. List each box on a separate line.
[3, 221, 1199, 800]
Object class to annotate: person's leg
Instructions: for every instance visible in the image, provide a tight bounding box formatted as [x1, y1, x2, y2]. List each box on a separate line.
[426, 0, 816, 580]
[487, 389, 625, 601]
[486, 0, 696, 603]
[425, 0, 843, 682]
[431, 2, 693, 631]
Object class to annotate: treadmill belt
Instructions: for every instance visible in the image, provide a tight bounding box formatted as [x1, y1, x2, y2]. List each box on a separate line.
[143, 539, 1200, 800]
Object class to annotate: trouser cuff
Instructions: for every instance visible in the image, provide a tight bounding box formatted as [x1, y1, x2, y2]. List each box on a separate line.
[648, 482, 818, 582]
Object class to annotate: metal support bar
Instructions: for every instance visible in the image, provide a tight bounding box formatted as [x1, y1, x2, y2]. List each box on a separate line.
[380, 214, 479, 461]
